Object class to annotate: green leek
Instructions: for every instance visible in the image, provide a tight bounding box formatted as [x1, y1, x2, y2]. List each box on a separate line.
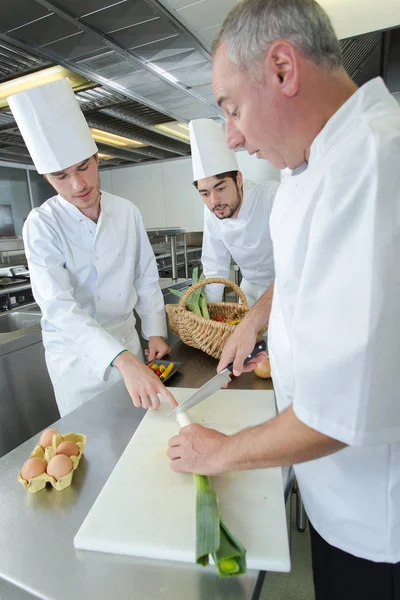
[194, 474, 247, 577]
[194, 474, 220, 566]
[168, 268, 210, 318]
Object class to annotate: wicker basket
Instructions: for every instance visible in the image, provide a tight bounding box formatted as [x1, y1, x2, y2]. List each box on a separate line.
[165, 277, 267, 359]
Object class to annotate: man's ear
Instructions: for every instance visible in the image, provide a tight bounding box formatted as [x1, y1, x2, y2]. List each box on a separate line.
[263, 41, 300, 98]
[93, 152, 99, 165]
[236, 171, 243, 189]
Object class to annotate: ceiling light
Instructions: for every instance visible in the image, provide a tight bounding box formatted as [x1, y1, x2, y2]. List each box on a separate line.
[98, 152, 115, 160]
[0, 66, 92, 110]
[90, 128, 146, 148]
[153, 121, 190, 142]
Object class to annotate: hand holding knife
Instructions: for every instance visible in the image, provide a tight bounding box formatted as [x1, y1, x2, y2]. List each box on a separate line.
[171, 339, 266, 416]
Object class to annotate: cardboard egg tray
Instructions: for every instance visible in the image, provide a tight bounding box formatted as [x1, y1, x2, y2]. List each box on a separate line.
[18, 432, 86, 493]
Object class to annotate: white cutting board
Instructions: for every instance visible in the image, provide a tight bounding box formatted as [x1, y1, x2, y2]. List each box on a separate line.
[74, 388, 290, 572]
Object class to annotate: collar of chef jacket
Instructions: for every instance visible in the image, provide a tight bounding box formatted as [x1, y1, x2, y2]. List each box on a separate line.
[309, 77, 393, 166]
[56, 192, 108, 225]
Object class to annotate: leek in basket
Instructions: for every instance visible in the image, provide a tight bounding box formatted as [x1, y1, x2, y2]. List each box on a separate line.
[168, 267, 210, 319]
[194, 473, 247, 577]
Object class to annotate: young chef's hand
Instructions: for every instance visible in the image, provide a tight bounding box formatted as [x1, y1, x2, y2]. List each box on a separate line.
[168, 424, 229, 475]
[218, 320, 266, 377]
[113, 351, 177, 410]
[145, 336, 170, 361]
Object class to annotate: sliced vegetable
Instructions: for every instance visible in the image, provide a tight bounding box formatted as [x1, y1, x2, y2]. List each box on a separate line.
[159, 362, 174, 381]
[150, 364, 159, 371]
[159, 365, 166, 373]
[147, 362, 155, 369]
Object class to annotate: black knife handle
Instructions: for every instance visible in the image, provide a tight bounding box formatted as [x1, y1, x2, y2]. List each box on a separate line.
[226, 339, 267, 373]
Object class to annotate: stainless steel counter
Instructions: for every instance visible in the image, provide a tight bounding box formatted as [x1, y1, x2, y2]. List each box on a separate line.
[0, 343, 274, 600]
[159, 277, 191, 293]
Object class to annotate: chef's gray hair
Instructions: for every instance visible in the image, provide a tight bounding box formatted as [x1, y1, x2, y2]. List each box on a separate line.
[213, 0, 342, 76]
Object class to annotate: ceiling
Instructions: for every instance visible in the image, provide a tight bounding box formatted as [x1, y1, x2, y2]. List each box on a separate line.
[0, 0, 398, 169]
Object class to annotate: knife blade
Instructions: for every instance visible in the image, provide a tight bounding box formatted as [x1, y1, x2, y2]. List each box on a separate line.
[171, 339, 266, 416]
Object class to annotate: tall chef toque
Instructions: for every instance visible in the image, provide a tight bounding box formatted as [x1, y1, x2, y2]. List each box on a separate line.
[7, 78, 98, 175]
[189, 118, 239, 182]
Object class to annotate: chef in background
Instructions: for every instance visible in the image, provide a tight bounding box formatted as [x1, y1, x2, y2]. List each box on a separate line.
[190, 118, 279, 306]
[8, 79, 176, 417]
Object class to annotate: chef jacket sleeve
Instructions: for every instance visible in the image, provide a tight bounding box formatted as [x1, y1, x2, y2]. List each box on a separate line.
[201, 209, 231, 302]
[292, 138, 400, 446]
[132, 210, 167, 340]
[23, 212, 125, 381]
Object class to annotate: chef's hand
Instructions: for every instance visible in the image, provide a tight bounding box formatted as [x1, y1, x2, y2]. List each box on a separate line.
[168, 423, 228, 475]
[218, 320, 266, 377]
[113, 351, 177, 410]
[145, 336, 170, 361]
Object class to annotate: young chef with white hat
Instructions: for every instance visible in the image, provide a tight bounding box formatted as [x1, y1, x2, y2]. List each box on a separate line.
[8, 79, 177, 417]
[169, 0, 400, 596]
[189, 118, 279, 306]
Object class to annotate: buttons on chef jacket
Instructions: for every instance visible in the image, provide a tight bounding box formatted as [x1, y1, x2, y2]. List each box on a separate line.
[118, 293, 121, 297]
[95, 256, 99, 260]
[97, 296, 101, 300]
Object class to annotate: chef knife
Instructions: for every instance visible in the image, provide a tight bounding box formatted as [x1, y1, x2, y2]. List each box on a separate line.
[171, 339, 266, 416]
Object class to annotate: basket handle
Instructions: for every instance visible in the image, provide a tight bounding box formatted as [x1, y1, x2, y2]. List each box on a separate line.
[178, 277, 249, 309]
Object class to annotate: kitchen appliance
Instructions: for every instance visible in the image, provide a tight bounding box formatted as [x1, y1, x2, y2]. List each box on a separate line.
[0, 265, 32, 310]
[0, 265, 29, 278]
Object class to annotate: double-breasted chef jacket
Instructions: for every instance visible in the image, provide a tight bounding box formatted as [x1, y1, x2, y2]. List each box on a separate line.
[268, 77, 400, 562]
[23, 191, 167, 417]
[201, 180, 279, 306]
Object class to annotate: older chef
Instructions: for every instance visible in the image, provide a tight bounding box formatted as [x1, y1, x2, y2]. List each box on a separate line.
[189, 118, 278, 306]
[168, 0, 400, 597]
[8, 79, 176, 417]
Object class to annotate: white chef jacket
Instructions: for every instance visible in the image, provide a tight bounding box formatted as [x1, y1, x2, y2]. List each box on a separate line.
[201, 181, 278, 306]
[23, 191, 167, 416]
[268, 78, 400, 562]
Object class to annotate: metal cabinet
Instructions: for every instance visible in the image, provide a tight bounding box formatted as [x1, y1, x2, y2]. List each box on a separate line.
[0, 335, 59, 458]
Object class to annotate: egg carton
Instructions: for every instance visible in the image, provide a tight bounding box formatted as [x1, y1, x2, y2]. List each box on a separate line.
[18, 432, 86, 493]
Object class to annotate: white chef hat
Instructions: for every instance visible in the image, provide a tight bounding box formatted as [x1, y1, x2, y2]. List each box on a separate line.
[189, 118, 238, 182]
[7, 78, 98, 174]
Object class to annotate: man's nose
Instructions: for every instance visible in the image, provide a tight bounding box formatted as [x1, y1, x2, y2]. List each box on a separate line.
[210, 191, 221, 207]
[71, 174, 86, 191]
[225, 118, 244, 150]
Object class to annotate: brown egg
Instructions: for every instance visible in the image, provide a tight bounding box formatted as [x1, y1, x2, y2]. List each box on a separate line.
[56, 441, 79, 458]
[254, 357, 271, 379]
[39, 428, 58, 449]
[21, 457, 47, 481]
[46, 455, 72, 481]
